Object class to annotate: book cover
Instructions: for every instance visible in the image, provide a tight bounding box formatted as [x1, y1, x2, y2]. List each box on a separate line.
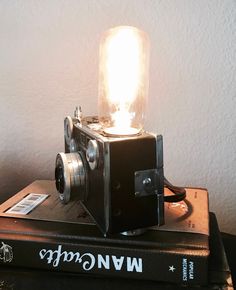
[0, 213, 232, 290]
[0, 180, 209, 285]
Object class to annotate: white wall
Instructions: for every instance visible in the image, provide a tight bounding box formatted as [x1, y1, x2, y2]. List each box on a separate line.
[0, 0, 235, 234]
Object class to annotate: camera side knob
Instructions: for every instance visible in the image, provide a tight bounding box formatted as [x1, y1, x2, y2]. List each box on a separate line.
[55, 152, 87, 203]
[64, 116, 73, 146]
[86, 140, 99, 170]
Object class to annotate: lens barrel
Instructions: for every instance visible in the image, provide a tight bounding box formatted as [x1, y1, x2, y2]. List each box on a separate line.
[55, 152, 87, 203]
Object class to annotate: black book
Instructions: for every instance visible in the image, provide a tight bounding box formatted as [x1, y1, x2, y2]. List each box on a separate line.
[0, 213, 232, 290]
[0, 180, 210, 285]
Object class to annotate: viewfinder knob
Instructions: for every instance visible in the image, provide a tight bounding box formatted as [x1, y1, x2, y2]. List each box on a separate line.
[86, 140, 99, 170]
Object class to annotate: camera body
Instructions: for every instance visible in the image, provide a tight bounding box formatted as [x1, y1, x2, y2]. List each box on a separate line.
[55, 114, 165, 235]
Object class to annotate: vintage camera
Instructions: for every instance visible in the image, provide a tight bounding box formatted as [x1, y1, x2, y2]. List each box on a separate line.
[55, 26, 167, 235]
[55, 111, 165, 236]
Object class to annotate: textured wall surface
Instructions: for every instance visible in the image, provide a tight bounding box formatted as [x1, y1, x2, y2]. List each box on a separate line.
[0, 0, 235, 234]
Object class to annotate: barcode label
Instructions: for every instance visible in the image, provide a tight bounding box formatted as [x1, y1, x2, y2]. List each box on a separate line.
[6, 193, 48, 215]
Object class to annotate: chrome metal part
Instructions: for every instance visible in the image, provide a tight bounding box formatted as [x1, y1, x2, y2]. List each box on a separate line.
[69, 138, 78, 152]
[74, 106, 82, 123]
[121, 228, 147, 236]
[55, 152, 86, 203]
[64, 116, 73, 146]
[86, 139, 99, 170]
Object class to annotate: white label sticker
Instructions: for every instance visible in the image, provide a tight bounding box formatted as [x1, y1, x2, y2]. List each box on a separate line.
[6, 193, 48, 215]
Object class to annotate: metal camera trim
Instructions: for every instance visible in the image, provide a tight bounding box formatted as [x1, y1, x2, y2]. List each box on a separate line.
[86, 139, 99, 170]
[55, 152, 87, 203]
[64, 116, 74, 146]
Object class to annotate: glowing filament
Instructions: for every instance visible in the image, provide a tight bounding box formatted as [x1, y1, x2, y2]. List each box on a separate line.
[99, 26, 149, 136]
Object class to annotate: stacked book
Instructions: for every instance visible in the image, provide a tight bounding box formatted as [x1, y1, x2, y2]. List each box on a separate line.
[0, 181, 233, 289]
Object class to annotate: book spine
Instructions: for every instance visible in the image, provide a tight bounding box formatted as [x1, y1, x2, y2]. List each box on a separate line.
[0, 238, 208, 285]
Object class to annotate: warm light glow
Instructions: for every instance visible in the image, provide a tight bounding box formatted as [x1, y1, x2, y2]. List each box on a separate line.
[99, 26, 149, 136]
[105, 109, 138, 136]
[106, 29, 141, 106]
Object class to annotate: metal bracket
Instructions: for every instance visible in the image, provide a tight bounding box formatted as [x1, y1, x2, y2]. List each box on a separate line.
[134, 169, 157, 197]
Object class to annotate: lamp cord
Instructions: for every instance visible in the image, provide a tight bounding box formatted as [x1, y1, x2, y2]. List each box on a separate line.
[163, 177, 186, 203]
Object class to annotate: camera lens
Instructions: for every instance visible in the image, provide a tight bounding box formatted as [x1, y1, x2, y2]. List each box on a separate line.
[55, 152, 87, 203]
[55, 165, 65, 193]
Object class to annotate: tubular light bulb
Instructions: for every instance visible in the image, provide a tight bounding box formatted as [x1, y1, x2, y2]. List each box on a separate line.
[98, 26, 150, 136]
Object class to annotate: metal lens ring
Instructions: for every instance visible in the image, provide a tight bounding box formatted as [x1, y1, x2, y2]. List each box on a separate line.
[55, 152, 86, 204]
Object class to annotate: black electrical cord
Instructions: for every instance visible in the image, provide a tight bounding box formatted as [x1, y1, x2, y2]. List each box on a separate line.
[163, 177, 186, 203]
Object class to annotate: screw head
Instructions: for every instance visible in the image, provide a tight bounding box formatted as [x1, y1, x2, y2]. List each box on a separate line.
[143, 177, 152, 186]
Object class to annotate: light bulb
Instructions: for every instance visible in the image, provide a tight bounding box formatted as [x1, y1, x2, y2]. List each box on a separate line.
[98, 26, 150, 136]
